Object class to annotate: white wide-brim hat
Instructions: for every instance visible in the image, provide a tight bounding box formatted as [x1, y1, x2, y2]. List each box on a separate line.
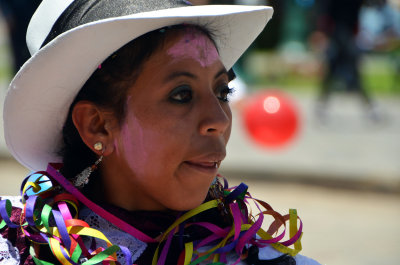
[3, 0, 273, 171]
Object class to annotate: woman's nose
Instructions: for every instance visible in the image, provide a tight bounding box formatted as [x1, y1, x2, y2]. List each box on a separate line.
[199, 96, 231, 136]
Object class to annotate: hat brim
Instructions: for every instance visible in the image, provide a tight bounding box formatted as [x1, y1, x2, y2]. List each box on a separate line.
[4, 5, 273, 171]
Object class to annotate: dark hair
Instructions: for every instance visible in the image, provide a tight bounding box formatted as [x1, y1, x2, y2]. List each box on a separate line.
[59, 25, 216, 182]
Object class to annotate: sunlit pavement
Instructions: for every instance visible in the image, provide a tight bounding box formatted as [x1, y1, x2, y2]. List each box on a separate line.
[224, 92, 400, 265]
[224, 93, 400, 264]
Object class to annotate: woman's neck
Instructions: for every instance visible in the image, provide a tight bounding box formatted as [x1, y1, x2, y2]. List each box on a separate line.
[98, 158, 169, 211]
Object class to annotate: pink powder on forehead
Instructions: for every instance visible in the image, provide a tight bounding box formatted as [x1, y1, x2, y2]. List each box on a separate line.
[167, 29, 219, 67]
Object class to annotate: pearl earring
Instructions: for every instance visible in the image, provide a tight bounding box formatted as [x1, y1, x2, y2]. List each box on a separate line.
[94, 142, 103, 151]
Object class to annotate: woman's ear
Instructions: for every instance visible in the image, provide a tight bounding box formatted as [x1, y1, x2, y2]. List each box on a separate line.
[72, 101, 117, 156]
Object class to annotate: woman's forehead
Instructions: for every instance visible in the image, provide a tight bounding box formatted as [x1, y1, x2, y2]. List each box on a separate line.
[165, 28, 219, 68]
[153, 25, 217, 52]
[125, 29, 226, 98]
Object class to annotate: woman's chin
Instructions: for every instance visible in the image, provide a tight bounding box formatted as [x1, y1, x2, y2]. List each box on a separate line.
[165, 195, 208, 212]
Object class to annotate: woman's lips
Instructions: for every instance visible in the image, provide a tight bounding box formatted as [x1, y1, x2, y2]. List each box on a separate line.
[184, 151, 225, 175]
[184, 160, 219, 175]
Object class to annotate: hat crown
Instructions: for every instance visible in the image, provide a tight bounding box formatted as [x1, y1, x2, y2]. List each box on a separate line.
[27, 0, 74, 55]
[27, 0, 189, 55]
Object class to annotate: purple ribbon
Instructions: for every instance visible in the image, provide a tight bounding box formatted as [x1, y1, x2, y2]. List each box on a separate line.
[225, 183, 248, 204]
[52, 209, 72, 251]
[0, 200, 19, 228]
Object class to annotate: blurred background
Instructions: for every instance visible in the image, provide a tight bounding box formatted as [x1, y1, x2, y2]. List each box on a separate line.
[0, 0, 399, 264]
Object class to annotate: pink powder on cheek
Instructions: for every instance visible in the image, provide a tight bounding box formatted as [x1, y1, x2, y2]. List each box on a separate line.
[118, 112, 148, 176]
[167, 31, 219, 67]
[113, 138, 120, 157]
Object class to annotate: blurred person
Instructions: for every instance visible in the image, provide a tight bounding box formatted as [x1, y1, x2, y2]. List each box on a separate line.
[0, 0, 40, 74]
[358, 0, 400, 91]
[314, 0, 382, 123]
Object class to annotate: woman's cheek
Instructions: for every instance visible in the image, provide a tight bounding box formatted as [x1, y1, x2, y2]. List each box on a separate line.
[118, 115, 149, 176]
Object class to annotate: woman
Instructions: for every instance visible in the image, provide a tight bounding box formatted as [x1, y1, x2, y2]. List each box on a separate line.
[0, 0, 320, 264]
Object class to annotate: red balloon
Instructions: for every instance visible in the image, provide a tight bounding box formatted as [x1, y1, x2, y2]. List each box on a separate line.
[243, 90, 300, 148]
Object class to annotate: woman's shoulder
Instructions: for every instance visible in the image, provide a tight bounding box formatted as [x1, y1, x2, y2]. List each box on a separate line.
[223, 245, 321, 265]
[0, 196, 33, 265]
[0, 233, 21, 264]
[257, 245, 321, 265]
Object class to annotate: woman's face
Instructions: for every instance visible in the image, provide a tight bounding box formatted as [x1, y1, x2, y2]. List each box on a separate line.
[106, 28, 232, 211]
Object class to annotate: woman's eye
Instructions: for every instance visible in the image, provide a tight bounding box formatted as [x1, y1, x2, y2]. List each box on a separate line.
[169, 86, 192, 103]
[216, 85, 234, 102]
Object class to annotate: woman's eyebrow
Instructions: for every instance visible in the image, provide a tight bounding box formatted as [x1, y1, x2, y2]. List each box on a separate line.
[164, 71, 197, 82]
[164, 67, 228, 82]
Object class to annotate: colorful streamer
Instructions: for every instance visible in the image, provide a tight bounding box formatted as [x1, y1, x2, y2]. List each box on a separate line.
[0, 163, 303, 264]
